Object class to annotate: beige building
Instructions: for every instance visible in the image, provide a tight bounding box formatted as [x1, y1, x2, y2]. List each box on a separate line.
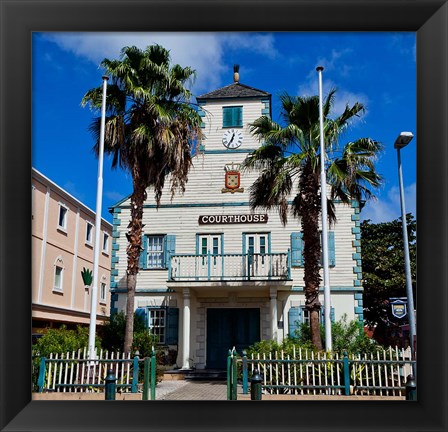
[111, 73, 364, 369]
[32, 168, 112, 335]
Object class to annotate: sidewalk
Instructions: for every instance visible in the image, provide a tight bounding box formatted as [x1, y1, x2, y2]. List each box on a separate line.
[158, 380, 227, 400]
[32, 380, 405, 401]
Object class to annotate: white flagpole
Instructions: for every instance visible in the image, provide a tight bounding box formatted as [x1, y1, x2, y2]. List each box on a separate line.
[88, 75, 108, 359]
[316, 66, 332, 352]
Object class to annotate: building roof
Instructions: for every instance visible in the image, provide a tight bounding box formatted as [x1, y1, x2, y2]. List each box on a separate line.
[197, 82, 270, 100]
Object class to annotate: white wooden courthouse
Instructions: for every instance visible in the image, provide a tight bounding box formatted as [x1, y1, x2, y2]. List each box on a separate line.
[110, 72, 364, 370]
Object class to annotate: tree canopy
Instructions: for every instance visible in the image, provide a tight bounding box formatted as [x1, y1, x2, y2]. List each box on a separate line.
[361, 214, 416, 341]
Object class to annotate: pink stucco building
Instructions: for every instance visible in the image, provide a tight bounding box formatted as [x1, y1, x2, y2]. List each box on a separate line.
[32, 168, 112, 335]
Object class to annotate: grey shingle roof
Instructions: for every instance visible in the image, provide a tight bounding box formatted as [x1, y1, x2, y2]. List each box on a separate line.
[197, 82, 270, 100]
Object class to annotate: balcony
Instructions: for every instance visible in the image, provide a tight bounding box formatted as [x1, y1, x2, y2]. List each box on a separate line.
[168, 252, 291, 282]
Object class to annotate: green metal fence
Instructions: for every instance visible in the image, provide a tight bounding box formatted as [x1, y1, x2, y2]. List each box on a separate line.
[227, 346, 415, 399]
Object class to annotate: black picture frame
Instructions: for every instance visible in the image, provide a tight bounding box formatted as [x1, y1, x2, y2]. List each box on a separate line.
[1, 1, 447, 431]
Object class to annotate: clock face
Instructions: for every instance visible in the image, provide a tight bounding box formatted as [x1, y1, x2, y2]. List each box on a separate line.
[222, 129, 243, 149]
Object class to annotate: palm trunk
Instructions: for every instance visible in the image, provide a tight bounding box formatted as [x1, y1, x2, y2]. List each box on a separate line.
[123, 169, 147, 354]
[300, 162, 323, 351]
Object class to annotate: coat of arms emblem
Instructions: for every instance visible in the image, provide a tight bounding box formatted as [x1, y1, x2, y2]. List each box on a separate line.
[222, 163, 244, 193]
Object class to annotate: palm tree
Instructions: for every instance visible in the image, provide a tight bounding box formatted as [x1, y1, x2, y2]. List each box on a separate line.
[82, 45, 203, 353]
[242, 90, 382, 350]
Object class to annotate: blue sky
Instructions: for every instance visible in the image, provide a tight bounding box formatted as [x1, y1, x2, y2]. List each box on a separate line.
[32, 32, 416, 224]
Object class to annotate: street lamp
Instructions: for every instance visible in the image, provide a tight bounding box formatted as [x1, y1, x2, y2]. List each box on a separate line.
[394, 131, 416, 360]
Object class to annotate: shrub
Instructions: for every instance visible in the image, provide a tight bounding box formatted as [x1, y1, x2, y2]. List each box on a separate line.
[33, 325, 100, 358]
[292, 314, 383, 355]
[100, 311, 158, 356]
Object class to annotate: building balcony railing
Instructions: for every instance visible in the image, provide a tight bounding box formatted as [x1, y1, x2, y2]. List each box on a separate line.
[168, 251, 291, 282]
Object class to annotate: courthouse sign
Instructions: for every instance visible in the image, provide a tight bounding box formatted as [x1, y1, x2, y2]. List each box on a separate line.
[198, 214, 268, 225]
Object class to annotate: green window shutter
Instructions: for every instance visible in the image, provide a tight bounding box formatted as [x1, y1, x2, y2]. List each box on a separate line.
[329, 231, 336, 267]
[135, 307, 148, 328]
[166, 308, 179, 345]
[321, 306, 336, 324]
[223, 106, 242, 127]
[139, 235, 148, 269]
[235, 107, 242, 127]
[164, 235, 176, 268]
[288, 307, 302, 337]
[290, 232, 304, 267]
[223, 107, 233, 127]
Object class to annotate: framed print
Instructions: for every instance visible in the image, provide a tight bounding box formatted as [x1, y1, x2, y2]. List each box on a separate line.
[1, 1, 447, 431]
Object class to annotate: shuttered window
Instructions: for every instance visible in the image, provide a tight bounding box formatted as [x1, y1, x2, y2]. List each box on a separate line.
[288, 305, 335, 337]
[223, 106, 243, 127]
[135, 307, 179, 345]
[290, 231, 336, 268]
[139, 234, 176, 269]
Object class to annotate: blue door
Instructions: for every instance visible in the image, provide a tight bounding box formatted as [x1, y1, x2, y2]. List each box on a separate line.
[206, 308, 260, 369]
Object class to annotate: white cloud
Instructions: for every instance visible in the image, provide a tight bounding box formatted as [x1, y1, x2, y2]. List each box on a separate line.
[43, 32, 278, 94]
[105, 190, 127, 202]
[298, 76, 369, 121]
[360, 182, 416, 223]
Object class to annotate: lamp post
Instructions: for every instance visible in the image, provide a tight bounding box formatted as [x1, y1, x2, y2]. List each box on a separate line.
[317, 66, 332, 352]
[88, 75, 108, 359]
[394, 131, 416, 360]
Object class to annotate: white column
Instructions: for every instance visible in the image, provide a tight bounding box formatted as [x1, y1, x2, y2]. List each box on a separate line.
[182, 288, 191, 369]
[270, 288, 278, 341]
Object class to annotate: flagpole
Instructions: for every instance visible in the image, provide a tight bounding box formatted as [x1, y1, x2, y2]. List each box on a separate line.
[316, 66, 332, 352]
[88, 75, 108, 359]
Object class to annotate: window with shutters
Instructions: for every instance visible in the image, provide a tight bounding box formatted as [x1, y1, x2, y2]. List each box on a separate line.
[140, 234, 176, 270]
[147, 235, 164, 269]
[288, 305, 335, 337]
[223, 106, 243, 128]
[290, 231, 335, 268]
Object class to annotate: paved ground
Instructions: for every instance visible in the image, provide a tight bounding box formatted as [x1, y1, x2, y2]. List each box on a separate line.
[157, 380, 227, 400]
[33, 380, 405, 401]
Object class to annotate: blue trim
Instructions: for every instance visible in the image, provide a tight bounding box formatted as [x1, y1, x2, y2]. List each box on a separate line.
[113, 208, 122, 214]
[110, 307, 118, 315]
[110, 282, 118, 289]
[357, 300, 363, 307]
[112, 243, 120, 251]
[351, 214, 360, 221]
[111, 269, 119, 277]
[352, 253, 361, 260]
[261, 108, 270, 115]
[353, 266, 362, 273]
[112, 230, 120, 238]
[354, 280, 362, 287]
[354, 293, 363, 300]
[352, 240, 361, 247]
[351, 200, 360, 208]
[352, 227, 361, 234]
[354, 307, 363, 314]
[111, 257, 119, 264]
[357, 273, 363, 280]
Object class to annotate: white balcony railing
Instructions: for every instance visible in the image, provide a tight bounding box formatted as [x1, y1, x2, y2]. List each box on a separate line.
[169, 252, 290, 282]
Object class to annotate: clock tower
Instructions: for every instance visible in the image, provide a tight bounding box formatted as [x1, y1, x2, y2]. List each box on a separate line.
[196, 65, 271, 155]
